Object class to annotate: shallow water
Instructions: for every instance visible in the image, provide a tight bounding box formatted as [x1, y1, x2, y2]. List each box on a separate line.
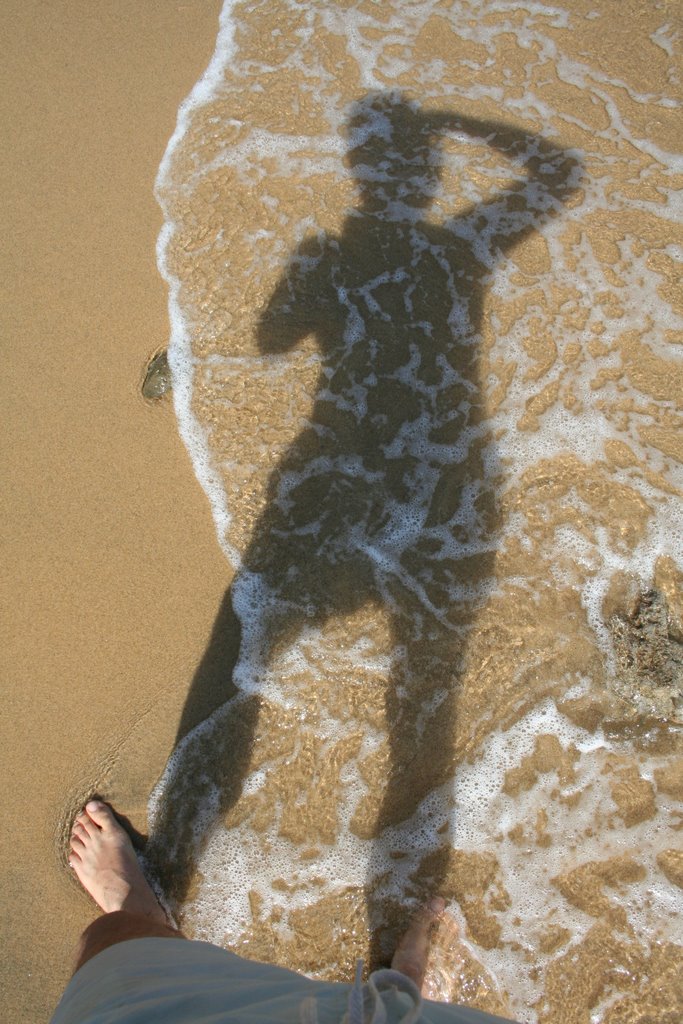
[148, 2, 683, 1021]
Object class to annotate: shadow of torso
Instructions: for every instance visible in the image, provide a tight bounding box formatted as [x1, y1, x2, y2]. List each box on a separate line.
[251, 210, 490, 621]
[242, 208, 496, 833]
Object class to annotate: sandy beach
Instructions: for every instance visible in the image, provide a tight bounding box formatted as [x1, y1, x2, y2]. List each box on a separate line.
[3, 2, 681, 1022]
[1, 3, 225, 1020]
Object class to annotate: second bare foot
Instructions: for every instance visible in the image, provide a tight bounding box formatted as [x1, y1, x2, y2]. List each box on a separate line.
[391, 897, 446, 991]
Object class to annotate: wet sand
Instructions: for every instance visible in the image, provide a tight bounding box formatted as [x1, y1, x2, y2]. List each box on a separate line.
[3, 3, 681, 1022]
[144, 3, 683, 1021]
[1, 3, 224, 1020]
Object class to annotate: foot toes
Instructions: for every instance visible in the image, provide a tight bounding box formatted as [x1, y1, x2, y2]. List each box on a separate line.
[69, 833, 86, 854]
[411, 897, 445, 929]
[84, 800, 115, 830]
[74, 812, 97, 837]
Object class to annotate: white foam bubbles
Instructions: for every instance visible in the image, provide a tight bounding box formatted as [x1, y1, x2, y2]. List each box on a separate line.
[157, 688, 681, 1020]
[446, 700, 682, 1018]
[151, 2, 682, 1016]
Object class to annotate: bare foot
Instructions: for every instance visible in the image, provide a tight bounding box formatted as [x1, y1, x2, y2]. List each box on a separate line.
[391, 897, 446, 991]
[69, 800, 167, 924]
[421, 911, 510, 1015]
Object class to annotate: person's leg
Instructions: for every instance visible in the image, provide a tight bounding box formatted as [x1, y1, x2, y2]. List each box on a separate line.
[68, 800, 184, 971]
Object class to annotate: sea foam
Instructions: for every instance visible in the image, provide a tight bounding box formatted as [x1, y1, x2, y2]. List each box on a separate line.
[152, 2, 683, 1020]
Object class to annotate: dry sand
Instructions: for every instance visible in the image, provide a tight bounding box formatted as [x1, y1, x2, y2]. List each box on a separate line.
[4, 4, 682, 1022]
[1, 3, 226, 1020]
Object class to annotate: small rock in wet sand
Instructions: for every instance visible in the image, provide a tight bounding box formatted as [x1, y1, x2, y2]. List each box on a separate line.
[142, 349, 172, 399]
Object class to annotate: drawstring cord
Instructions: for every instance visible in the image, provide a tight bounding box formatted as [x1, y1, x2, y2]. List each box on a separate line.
[300, 960, 424, 1024]
[356, 965, 424, 1024]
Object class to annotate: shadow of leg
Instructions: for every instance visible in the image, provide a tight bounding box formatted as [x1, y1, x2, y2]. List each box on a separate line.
[146, 587, 259, 907]
[176, 589, 242, 742]
[367, 636, 460, 970]
[146, 691, 261, 907]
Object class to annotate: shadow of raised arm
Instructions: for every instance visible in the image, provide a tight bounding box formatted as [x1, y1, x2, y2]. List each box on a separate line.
[439, 113, 584, 251]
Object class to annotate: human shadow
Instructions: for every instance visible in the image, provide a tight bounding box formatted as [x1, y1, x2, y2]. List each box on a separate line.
[147, 92, 582, 966]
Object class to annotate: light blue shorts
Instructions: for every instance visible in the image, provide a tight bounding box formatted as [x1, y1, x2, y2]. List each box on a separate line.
[50, 937, 512, 1024]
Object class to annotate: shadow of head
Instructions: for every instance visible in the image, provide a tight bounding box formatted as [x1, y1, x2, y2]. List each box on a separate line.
[344, 89, 584, 219]
[345, 90, 454, 212]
